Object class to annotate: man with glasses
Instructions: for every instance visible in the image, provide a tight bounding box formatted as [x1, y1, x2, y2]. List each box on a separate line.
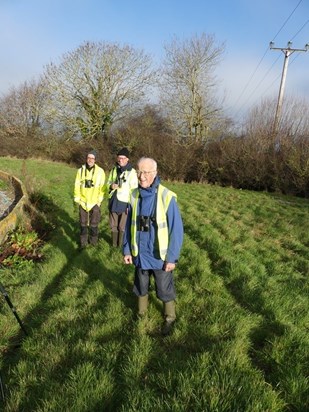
[123, 157, 183, 336]
[74, 150, 106, 249]
[107, 147, 138, 247]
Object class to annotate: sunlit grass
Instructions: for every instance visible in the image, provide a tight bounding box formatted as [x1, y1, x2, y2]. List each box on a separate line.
[0, 158, 308, 411]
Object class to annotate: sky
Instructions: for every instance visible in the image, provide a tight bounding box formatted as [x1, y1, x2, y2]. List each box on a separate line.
[1, 0, 309, 122]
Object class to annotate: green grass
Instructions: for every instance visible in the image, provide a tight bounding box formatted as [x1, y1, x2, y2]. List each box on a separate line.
[0, 157, 308, 411]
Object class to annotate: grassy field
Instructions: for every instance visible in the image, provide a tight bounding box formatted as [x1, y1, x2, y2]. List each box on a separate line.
[0, 157, 308, 412]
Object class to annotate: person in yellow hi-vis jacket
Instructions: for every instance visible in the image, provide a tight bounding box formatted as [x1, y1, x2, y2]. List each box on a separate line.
[107, 148, 138, 247]
[74, 150, 105, 248]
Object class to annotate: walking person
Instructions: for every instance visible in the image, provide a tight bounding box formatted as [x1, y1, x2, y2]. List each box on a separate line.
[107, 147, 138, 247]
[74, 150, 106, 248]
[123, 157, 184, 336]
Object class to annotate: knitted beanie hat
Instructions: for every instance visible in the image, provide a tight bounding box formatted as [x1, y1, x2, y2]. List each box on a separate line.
[87, 150, 97, 158]
[117, 147, 130, 158]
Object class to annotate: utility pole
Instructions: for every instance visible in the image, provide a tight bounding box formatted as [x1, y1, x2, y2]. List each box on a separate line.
[270, 41, 308, 136]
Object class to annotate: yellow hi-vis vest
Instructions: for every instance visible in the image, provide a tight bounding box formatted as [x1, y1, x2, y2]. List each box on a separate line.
[130, 184, 177, 260]
[107, 167, 138, 202]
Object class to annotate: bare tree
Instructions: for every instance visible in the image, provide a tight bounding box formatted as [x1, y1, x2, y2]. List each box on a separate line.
[244, 96, 309, 148]
[278, 96, 309, 137]
[43, 41, 155, 140]
[0, 78, 46, 138]
[159, 33, 225, 144]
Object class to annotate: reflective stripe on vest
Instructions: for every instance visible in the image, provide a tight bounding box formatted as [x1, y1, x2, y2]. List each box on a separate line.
[130, 185, 177, 260]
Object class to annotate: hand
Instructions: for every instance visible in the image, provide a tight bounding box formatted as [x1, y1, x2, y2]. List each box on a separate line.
[111, 183, 119, 190]
[163, 262, 176, 272]
[123, 255, 133, 265]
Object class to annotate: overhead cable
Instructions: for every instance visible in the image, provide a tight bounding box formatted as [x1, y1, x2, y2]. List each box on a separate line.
[233, 0, 304, 113]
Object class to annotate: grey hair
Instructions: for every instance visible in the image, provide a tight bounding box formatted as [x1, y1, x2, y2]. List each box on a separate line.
[137, 157, 157, 171]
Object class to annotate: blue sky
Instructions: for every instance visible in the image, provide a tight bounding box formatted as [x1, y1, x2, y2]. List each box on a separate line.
[1, 0, 308, 120]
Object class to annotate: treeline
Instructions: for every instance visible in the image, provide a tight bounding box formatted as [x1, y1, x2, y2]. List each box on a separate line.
[1, 103, 308, 198]
[0, 36, 308, 197]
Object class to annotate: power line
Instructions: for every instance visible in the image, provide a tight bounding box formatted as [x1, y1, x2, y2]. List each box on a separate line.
[232, 0, 305, 115]
[271, 0, 304, 42]
[290, 19, 309, 41]
[252, 52, 303, 108]
[234, 54, 281, 117]
[232, 48, 269, 109]
[249, 19, 309, 111]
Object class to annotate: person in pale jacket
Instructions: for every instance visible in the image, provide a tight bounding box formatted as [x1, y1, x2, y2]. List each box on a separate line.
[107, 147, 138, 247]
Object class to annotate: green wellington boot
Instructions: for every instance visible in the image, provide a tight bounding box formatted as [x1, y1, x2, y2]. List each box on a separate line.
[162, 300, 176, 336]
[112, 232, 118, 247]
[118, 231, 124, 248]
[138, 295, 149, 318]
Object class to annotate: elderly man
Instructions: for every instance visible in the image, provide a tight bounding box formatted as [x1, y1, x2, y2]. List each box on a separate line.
[123, 157, 184, 335]
[74, 150, 105, 248]
[107, 147, 138, 247]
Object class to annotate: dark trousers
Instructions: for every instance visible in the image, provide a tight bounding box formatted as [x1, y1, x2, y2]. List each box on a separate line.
[79, 205, 101, 245]
[133, 268, 176, 302]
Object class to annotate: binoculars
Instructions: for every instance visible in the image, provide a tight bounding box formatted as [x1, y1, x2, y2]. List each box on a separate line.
[84, 179, 94, 188]
[116, 176, 126, 188]
[138, 215, 155, 232]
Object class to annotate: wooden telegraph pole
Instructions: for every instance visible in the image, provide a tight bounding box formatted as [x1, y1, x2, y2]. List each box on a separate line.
[270, 41, 308, 136]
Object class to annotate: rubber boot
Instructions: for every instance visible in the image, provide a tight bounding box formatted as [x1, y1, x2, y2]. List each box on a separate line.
[162, 300, 176, 336]
[118, 231, 124, 248]
[80, 226, 88, 249]
[112, 232, 118, 247]
[138, 294, 149, 318]
[90, 226, 98, 246]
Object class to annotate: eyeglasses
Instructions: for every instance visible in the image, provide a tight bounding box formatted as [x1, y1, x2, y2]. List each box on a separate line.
[137, 170, 156, 177]
[87, 156, 95, 160]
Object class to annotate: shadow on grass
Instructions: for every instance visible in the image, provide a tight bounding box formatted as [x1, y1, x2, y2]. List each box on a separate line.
[1, 194, 239, 410]
[226, 276, 287, 387]
[0, 194, 138, 410]
[183, 217, 289, 396]
[2, 191, 299, 410]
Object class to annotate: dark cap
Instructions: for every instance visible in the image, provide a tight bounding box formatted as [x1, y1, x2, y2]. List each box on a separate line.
[117, 147, 130, 158]
[87, 150, 97, 158]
